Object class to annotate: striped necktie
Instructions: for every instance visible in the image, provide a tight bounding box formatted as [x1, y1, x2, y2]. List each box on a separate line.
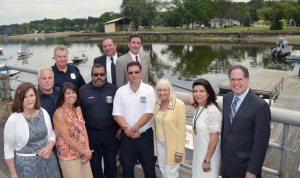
[230, 96, 239, 124]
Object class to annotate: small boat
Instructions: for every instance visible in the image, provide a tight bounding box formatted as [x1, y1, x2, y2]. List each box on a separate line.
[285, 51, 300, 62]
[17, 42, 33, 57]
[71, 51, 88, 62]
[0, 47, 3, 54]
[271, 38, 293, 59]
[0, 64, 21, 76]
[0, 54, 12, 61]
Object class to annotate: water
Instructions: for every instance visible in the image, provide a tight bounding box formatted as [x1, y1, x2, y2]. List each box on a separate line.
[1, 38, 299, 94]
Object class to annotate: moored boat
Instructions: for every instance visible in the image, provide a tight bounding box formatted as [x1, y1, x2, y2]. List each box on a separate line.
[271, 38, 293, 59]
[17, 42, 33, 56]
[71, 51, 88, 62]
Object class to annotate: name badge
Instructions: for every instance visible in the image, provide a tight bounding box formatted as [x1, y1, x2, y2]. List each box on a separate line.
[140, 96, 146, 103]
[70, 73, 76, 79]
[106, 96, 113, 104]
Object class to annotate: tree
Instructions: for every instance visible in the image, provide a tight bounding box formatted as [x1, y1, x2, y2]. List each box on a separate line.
[98, 12, 121, 32]
[260, 2, 297, 30]
[121, 0, 146, 30]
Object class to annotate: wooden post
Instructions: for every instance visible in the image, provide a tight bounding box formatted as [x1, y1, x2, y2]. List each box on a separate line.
[0, 73, 11, 100]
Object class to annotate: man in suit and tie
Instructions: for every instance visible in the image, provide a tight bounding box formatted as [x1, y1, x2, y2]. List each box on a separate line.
[94, 38, 120, 85]
[116, 34, 157, 87]
[221, 65, 271, 178]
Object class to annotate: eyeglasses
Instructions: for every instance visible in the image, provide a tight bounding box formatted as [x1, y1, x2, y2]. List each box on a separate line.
[128, 71, 140, 75]
[93, 73, 106, 77]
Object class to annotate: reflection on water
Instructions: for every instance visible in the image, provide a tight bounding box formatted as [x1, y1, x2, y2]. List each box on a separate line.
[1, 38, 299, 94]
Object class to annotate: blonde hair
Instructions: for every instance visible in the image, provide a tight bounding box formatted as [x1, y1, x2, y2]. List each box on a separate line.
[155, 78, 176, 102]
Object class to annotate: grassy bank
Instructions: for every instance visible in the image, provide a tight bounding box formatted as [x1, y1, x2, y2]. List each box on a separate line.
[2, 27, 300, 45]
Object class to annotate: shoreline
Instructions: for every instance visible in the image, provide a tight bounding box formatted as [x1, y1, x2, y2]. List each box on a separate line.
[2, 31, 300, 45]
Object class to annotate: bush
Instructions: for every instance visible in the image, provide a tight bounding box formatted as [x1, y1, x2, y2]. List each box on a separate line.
[270, 21, 283, 30]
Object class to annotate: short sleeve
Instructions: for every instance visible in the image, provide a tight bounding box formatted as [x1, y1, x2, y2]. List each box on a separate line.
[206, 105, 222, 133]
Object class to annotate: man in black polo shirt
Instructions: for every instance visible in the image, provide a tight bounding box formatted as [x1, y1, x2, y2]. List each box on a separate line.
[51, 45, 86, 89]
[79, 63, 118, 178]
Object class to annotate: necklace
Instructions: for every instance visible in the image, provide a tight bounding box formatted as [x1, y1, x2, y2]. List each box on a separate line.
[193, 106, 206, 135]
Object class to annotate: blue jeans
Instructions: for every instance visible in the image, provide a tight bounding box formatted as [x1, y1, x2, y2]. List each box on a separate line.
[119, 128, 157, 178]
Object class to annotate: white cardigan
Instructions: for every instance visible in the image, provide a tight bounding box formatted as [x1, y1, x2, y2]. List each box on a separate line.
[4, 108, 55, 159]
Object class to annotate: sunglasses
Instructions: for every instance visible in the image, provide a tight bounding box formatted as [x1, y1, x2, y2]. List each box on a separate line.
[93, 73, 106, 77]
[128, 71, 140, 75]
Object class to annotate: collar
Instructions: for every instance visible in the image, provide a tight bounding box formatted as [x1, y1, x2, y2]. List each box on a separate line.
[156, 98, 176, 110]
[129, 51, 140, 61]
[234, 88, 249, 102]
[53, 63, 69, 73]
[125, 80, 144, 93]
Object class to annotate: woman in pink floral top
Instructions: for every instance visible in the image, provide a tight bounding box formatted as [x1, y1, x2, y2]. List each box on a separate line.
[54, 82, 93, 178]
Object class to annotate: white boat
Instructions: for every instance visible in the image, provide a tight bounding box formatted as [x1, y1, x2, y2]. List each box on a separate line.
[0, 64, 20, 76]
[71, 51, 88, 62]
[271, 38, 293, 59]
[17, 42, 33, 56]
[0, 47, 3, 54]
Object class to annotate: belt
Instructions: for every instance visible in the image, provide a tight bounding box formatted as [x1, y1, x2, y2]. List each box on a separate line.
[16, 152, 38, 157]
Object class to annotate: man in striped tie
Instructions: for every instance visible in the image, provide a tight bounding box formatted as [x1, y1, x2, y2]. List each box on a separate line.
[221, 65, 271, 178]
[116, 34, 158, 87]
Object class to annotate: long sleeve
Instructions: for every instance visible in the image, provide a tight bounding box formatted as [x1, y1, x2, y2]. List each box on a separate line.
[175, 100, 186, 156]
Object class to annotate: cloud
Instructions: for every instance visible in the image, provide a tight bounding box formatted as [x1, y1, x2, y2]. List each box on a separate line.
[0, 0, 122, 25]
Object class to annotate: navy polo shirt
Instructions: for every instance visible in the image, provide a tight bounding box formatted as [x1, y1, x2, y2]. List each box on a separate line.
[80, 82, 118, 130]
[38, 87, 59, 126]
[51, 64, 86, 89]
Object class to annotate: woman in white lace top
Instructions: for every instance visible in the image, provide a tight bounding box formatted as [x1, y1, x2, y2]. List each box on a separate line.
[191, 78, 222, 178]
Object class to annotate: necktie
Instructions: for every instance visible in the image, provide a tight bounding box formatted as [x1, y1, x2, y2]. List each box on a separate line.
[110, 57, 116, 85]
[230, 96, 239, 124]
[135, 55, 140, 64]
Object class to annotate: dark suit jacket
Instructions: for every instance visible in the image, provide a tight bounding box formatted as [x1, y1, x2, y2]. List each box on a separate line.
[93, 53, 122, 85]
[221, 90, 271, 178]
[115, 51, 158, 87]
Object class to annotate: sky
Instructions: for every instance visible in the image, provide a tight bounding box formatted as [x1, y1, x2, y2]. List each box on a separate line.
[0, 0, 123, 26]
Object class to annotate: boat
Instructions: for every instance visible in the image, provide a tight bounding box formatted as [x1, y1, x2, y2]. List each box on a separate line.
[0, 54, 12, 61]
[0, 64, 21, 76]
[17, 42, 33, 56]
[0, 47, 3, 54]
[271, 38, 293, 59]
[285, 50, 300, 62]
[71, 51, 88, 62]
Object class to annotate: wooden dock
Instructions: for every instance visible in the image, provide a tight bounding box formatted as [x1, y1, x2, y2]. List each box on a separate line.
[219, 69, 295, 101]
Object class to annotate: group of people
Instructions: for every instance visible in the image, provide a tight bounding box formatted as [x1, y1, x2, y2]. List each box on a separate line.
[3, 33, 271, 178]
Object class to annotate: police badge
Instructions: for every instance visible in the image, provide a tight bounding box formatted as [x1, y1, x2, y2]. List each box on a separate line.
[106, 96, 113, 104]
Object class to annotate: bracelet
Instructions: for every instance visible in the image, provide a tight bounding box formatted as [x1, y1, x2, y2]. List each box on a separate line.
[203, 159, 210, 164]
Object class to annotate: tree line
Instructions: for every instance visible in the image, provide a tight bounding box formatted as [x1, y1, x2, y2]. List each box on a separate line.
[1, 0, 300, 35]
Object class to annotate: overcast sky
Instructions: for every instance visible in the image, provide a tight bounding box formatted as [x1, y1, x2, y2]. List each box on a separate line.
[0, 0, 123, 26]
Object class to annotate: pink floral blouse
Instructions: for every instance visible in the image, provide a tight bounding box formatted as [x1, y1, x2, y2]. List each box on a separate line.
[56, 104, 87, 160]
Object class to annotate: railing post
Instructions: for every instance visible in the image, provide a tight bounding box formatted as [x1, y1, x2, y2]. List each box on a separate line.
[279, 124, 289, 178]
[0, 73, 11, 100]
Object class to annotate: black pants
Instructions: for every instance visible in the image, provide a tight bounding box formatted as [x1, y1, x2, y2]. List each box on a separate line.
[119, 128, 157, 178]
[88, 127, 118, 178]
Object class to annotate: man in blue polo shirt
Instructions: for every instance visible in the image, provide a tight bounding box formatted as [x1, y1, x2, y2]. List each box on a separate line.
[38, 67, 59, 125]
[79, 63, 118, 178]
[51, 45, 86, 89]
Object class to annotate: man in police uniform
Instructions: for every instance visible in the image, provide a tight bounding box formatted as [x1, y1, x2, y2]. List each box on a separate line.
[51, 45, 86, 89]
[79, 63, 118, 178]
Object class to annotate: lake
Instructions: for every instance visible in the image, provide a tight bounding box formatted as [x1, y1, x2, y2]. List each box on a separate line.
[1, 38, 299, 94]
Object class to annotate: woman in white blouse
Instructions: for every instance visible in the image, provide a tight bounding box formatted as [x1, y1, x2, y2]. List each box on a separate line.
[191, 78, 222, 178]
[4, 82, 60, 178]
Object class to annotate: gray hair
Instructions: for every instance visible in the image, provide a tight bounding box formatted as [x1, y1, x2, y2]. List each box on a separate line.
[38, 67, 54, 79]
[155, 78, 176, 102]
[53, 45, 68, 57]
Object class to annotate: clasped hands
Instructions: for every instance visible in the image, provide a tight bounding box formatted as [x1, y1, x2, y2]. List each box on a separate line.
[124, 127, 141, 139]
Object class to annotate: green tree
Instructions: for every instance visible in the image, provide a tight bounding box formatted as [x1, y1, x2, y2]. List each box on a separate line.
[98, 12, 122, 32]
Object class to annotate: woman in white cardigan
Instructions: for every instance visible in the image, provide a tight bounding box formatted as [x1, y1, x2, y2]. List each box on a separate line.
[4, 82, 60, 178]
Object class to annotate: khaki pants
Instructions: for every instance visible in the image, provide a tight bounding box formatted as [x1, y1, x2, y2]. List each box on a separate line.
[59, 159, 93, 178]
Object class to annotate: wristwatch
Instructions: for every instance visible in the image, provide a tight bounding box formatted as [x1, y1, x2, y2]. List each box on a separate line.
[131, 127, 137, 132]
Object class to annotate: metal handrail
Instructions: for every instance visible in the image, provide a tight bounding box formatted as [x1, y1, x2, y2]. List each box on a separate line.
[3, 64, 300, 178]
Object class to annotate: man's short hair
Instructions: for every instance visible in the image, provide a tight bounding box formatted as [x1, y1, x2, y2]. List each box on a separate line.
[128, 34, 143, 43]
[53, 45, 68, 57]
[91, 63, 106, 75]
[228, 65, 249, 79]
[126, 61, 142, 72]
[38, 67, 54, 79]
